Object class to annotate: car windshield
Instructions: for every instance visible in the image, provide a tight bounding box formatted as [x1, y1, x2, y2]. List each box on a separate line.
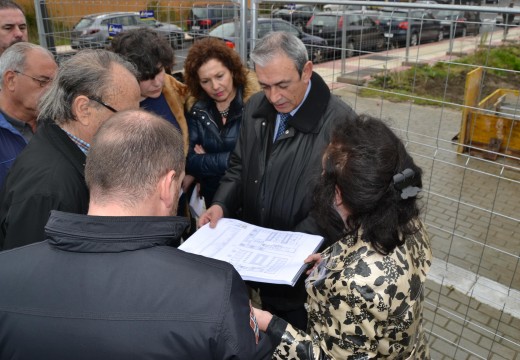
[74, 18, 94, 30]
[191, 8, 209, 19]
[209, 21, 237, 37]
[379, 11, 423, 21]
[309, 15, 338, 26]
[436, 10, 456, 18]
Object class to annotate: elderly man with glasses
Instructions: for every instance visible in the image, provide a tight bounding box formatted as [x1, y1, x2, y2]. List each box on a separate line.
[0, 49, 140, 250]
[0, 42, 57, 187]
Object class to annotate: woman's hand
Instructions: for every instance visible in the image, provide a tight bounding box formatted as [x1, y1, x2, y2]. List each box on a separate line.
[194, 144, 206, 154]
[304, 253, 322, 275]
[253, 307, 273, 332]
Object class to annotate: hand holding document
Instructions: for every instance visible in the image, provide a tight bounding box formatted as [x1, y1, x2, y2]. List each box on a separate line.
[179, 218, 323, 286]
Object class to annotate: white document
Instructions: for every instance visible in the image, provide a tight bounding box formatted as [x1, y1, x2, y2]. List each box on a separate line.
[179, 218, 323, 286]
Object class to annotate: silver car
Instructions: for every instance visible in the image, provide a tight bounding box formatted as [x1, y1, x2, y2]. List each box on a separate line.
[70, 12, 184, 49]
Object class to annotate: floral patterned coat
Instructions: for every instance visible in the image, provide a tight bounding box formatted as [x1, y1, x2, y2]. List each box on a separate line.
[266, 219, 432, 359]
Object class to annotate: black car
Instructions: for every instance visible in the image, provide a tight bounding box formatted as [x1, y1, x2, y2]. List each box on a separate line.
[186, 4, 236, 35]
[208, 18, 328, 63]
[272, 4, 318, 30]
[435, 10, 481, 37]
[305, 11, 384, 58]
[376, 9, 443, 47]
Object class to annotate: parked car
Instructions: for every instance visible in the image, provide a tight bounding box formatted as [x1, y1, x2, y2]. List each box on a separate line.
[305, 11, 385, 58]
[323, 4, 371, 12]
[186, 3, 236, 35]
[70, 12, 184, 49]
[435, 10, 481, 37]
[272, 4, 318, 30]
[495, 9, 520, 26]
[207, 18, 328, 63]
[376, 9, 443, 47]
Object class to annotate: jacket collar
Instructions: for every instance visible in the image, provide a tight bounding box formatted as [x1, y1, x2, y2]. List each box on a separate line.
[0, 111, 25, 139]
[45, 211, 190, 253]
[40, 122, 87, 177]
[251, 72, 331, 134]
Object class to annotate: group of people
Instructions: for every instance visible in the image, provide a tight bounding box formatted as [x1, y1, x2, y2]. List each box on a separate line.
[0, 1, 433, 359]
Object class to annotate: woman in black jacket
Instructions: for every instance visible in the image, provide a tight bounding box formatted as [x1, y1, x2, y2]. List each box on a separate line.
[184, 37, 260, 207]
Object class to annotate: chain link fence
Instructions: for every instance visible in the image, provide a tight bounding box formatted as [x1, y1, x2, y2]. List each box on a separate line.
[22, 0, 520, 358]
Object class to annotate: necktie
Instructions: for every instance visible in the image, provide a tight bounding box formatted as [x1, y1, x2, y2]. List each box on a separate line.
[275, 113, 290, 141]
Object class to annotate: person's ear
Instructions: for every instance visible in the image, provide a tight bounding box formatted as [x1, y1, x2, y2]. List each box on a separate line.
[4, 70, 17, 92]
[71, 95, 92, 126]
[302, 60, 313, 83]
[159, 170, 178, 210]
[334, 185, 343, 207]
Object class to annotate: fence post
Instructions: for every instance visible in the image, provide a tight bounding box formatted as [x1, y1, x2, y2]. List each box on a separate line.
[33, 0, 56, 55]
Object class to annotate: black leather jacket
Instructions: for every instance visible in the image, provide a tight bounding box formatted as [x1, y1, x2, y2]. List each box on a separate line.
[186, 88, 244, 204]
[0, 211, 275, 359]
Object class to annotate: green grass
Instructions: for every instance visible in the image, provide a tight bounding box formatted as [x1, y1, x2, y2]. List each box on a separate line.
[362, 44, 520, 105]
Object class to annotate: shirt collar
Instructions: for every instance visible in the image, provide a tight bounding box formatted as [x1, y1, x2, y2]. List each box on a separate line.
[62, 128, 91, 154]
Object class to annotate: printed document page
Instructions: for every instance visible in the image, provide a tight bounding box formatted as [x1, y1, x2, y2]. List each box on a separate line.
[179, 218, 323, 286]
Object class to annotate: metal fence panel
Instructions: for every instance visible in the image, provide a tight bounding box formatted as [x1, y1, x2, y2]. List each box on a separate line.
[27, 0, 520, 358]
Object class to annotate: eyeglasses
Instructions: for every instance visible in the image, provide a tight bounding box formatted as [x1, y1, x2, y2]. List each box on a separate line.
[13, 70, 53, 88]
[87, 97, 118, 113]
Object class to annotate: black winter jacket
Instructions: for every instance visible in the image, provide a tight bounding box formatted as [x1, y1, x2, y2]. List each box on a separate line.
[213, 72, 356, 235]
[186, 89, 244, 204]
[212, 72, 357, 310]
[0, 123, 88, 250]
[0, 211, 275, 359]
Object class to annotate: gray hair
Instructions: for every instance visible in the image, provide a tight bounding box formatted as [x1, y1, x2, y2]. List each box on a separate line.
[0, 0, 24, 13]
[85, 109, 185, 207]
[250, 31, 308, 76]
[38, 49, 138, 125]
[0, 42, 52, 89]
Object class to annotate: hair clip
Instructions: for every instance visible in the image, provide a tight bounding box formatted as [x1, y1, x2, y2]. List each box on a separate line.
[393, 168, 421, 199]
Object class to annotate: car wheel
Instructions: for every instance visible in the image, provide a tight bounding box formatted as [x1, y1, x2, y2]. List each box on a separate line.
[410, 33, 418, 47]
[437, 30, 443, 42]
[294, 20, 305, 31]
[346, 41, 355, 58]
[171, 34, 182, 50]
[375, 36, 385, 51]
[310, 48, 323, 63]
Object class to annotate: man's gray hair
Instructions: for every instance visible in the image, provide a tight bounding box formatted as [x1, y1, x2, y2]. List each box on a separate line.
[0, 0, 24, 13]
[250, 31, 308, 76]
[38, 49, 138, 125]
[85, 110, 185, 207]
[0, 42, 52, 89]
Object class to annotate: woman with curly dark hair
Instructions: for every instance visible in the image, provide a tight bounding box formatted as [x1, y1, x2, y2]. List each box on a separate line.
[184, 37, 260, 207]
[254, 115, 432, 359]
[110, 28, 189, 155]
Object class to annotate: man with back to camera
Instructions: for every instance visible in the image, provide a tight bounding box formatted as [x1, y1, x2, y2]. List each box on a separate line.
[0, 109, 275, 359]
[199, 31, 357, 330]
[0, 42, 57, 187]
[0, 0, 28, 56]
[0, 49, 141, 250]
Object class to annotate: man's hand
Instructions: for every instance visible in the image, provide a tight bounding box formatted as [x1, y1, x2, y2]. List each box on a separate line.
[198, 204, 224, 228]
